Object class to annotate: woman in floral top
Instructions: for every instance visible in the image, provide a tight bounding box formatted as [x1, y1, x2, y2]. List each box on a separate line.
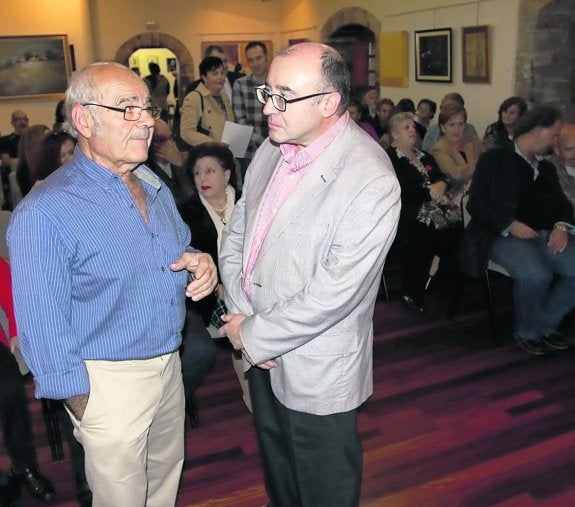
[386, 112, 462, 313]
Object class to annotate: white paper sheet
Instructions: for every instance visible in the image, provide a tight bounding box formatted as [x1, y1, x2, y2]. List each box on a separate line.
[221, 121, 254, 158]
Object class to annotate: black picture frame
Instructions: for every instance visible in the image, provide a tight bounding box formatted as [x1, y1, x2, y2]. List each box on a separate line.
[414, 28, 452, 82]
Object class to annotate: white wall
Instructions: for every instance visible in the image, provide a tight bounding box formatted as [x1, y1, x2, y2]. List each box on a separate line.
[380, 0, 521, 135]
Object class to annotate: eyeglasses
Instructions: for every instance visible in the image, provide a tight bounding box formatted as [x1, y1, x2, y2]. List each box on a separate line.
[255, 85, 334, 112]
[82, 103, 162, 121]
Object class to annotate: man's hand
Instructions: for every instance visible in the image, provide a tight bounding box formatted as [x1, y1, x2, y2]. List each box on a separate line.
[548, 227, 569, 254]
[219, 314, 278, 369]
[155, 140, 183, 167]
[219, 313, 246, 349]
[64, 394, 89, 421]
[171, 252, 217, 301]
[509, 221, 538, 239]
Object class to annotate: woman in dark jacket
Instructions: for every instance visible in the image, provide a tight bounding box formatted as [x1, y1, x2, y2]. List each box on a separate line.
[179, 143, 251, 410]
[386, 112, 461, 313]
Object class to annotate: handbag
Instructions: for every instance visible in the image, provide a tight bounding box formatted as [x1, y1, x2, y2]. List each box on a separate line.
[417, 200, 462, 230]
[194, 91, 211, 137]
[210, 296, 228, 329]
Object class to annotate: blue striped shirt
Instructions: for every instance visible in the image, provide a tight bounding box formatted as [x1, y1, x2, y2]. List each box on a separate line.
[7, 148, 192, 399]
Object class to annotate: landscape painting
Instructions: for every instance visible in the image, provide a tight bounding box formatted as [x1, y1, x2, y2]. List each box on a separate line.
[0, 35, 71, 100]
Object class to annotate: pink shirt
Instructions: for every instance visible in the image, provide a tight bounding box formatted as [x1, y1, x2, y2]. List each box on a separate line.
[242, 112, 350, 300]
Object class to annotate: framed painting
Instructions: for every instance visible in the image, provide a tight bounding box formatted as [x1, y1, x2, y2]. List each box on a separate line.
[414, 28, 452, 82]
[462, 25, 490, 83]
[0, 34, 72, 100]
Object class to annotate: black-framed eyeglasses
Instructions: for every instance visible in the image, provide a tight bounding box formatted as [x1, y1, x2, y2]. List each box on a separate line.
[255, 85, 334, 112]
[82, 103, 162, 121]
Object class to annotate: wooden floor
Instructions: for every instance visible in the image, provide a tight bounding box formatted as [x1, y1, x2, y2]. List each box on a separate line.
[3, 272, 575, 506]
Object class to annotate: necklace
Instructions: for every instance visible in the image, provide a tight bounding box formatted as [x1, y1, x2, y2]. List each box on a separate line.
[210, 203, 227, 213]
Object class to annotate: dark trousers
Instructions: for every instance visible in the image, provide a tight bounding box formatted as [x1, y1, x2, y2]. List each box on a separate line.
[0, 345, 37, 471]
[247, 367, 362, 507]
[401, 221, 462, 305]
[180, 309, 217, 396]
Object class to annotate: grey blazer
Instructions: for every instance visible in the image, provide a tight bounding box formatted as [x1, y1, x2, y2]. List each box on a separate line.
[220, 119, 401, 415]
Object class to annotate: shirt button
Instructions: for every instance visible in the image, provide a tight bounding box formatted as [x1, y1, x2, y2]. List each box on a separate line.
[170, 299, 175, 305]
[161, 266, 166, 272]
[151, 233, 156, 239]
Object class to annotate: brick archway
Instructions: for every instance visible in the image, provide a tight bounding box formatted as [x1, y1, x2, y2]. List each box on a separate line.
[114, 32, 194, 103]
[320, 8, 381, 87]
[320, 7, 381, 42]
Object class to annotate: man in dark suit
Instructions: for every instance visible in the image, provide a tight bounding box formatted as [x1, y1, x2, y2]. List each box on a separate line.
[466, 104, 575, 355]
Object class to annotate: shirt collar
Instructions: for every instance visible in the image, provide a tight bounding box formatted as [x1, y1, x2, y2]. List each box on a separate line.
[280, 112, 350, 172]
[514, 140, 543, 166]
[74, 147, 161, 191]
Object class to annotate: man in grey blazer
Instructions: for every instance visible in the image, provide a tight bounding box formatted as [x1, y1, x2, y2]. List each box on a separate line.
[219, 43, 401, 507]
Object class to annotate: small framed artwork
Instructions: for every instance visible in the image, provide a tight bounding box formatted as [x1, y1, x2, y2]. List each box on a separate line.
[462, 25, 490, 83]
[166, 57, 177, 72]
[0, 34, 72, 100]
[414, 28, 452, 82]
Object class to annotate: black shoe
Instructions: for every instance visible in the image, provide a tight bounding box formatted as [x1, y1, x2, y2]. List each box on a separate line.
[541, 332, 569, 350]
[75, 474, 92, 507]
[12, 467, 55, 502]
[402, 295, 424, 314]
[0, 473, 21, 506]
[514, 335, 546, 356]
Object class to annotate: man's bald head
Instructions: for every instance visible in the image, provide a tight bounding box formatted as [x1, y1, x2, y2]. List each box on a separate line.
[555, 123, 575, 167]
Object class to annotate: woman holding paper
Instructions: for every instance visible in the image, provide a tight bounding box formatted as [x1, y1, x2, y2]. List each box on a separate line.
[180, 56, 235, 147]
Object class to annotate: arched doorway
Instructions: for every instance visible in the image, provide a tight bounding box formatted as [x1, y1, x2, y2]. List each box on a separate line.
[114, 32, 194, 105]
[321, 8, 381, 93]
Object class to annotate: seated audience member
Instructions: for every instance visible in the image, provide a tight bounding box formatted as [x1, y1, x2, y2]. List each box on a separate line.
[395, 98, 426, 147]
[360, 86, 380, 130]
[348, 99, 380, 141]
[0, 257, 55, 503]
[549, 123, 575, 215]
[52, 100, 72, 135]
[36, 131, 75, 184]
[416, 98, 437, 130]
[180, 56, 235, 147]
[376, 98, 395, 146]
[147, 119, 192, 209]
[483, 96, 528, 151]
[422, 93, 478, 151]
[0, 110, 29, 161]
[180, 143, 251, 411]
[415, 98, 437, 146]
[386, 112, 461, 313]
[15, 124, 50, 197]
[431, 105, 483, 203]
[465, 104, 575, 355]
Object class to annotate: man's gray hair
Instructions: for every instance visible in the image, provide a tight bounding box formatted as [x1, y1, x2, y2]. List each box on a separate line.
[65, 62, 132, 137]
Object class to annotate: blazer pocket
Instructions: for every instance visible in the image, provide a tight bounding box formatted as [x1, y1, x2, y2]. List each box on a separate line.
[294, 329, 359, 356]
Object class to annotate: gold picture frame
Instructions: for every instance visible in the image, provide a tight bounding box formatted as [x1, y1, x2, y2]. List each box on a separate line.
[462, 25, 490, 83]
[0, 34, 72, 100]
